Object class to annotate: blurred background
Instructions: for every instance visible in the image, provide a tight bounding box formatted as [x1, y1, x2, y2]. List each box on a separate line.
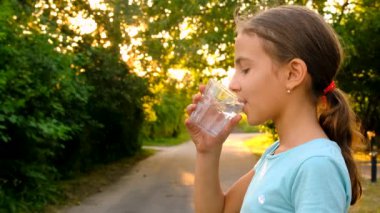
[0, 0, 378, 212]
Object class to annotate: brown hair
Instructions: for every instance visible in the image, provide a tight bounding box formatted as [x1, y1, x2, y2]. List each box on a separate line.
[235, 5, 362, 205]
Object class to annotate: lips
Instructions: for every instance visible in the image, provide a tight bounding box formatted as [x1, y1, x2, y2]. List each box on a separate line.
[238, 98, 247, 112]
[237, 98, 247, 113]
[238, 98, 247, 104]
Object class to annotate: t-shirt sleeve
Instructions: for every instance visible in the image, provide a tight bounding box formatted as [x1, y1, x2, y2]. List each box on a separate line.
[291, 156, 350, 213]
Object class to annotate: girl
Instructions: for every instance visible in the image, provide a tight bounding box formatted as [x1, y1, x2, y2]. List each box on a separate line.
[185, 5, 362, 213]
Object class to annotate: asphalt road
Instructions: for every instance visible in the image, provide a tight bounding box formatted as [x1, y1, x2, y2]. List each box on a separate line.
[62, 133, 260, 213]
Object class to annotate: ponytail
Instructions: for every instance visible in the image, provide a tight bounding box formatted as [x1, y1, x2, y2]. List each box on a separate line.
[318, 88, 363, 205]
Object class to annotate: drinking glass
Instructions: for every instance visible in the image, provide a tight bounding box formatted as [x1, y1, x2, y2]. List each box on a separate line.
[189, 79, 244, 136]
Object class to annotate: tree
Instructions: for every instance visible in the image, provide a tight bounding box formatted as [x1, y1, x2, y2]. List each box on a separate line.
[138, 0, 379, 138]
[29, 0, 151, 172]
[332, 0, 380, 135]
[0, 0, 149, 211]
[0, 0, 90, 211]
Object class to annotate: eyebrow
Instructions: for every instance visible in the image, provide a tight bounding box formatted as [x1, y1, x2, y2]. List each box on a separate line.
[234, 57, 252, 65]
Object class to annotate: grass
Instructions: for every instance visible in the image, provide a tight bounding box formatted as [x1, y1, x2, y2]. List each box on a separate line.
[143, 131, 191, 146]
[43, 149, 155, 213]
[349, 180, 380, 212]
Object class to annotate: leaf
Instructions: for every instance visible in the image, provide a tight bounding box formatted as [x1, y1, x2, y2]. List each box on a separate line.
[8, 115, 19, 124]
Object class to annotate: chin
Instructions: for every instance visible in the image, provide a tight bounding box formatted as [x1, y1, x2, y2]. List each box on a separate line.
[247, 118, 262, 126]
[247, 114, 268, 126]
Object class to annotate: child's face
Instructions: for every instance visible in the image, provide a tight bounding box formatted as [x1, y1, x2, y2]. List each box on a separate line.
[230, 33, 289, 125]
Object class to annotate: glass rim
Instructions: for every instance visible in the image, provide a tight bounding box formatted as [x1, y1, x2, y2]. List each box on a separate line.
[207, 79, 238, 98]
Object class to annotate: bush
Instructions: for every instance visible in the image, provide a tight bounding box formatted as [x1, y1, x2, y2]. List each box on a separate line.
[0, 2, 150, 210]
[0, 7, 90, 211]
[141, 80, 189, 141]
[54, 47, 149, 176]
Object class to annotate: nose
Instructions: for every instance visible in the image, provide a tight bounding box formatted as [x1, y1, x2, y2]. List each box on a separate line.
[228, 75, 241, 93]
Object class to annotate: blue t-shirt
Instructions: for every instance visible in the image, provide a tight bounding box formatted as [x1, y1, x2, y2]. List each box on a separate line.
[241, 138, 351, 213]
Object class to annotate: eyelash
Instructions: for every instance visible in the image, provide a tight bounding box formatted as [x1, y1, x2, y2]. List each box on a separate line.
[242, 68, 250, 74]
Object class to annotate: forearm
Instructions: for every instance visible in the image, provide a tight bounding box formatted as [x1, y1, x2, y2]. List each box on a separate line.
[194, 146, 225, 213]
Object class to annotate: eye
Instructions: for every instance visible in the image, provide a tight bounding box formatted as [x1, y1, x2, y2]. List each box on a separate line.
[242, 68, 250, 74]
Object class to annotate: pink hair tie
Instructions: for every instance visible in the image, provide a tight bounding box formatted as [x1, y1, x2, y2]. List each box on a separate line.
[323, 81, 336, 95]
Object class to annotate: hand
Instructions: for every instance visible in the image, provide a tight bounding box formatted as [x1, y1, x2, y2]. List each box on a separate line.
[185, 85, 242, 154]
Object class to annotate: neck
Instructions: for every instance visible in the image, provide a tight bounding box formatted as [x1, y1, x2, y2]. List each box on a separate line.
[274, 97, 328, 153]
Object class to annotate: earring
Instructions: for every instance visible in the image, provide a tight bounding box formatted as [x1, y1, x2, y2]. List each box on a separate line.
[287, 89, 291, 94]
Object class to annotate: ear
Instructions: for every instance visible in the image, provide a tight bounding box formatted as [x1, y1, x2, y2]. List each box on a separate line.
[284, 58, 307, 91]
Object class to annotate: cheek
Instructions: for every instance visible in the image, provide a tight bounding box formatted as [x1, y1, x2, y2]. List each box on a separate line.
[246, 94, 274, 125]
[245, 71, 277, 105]
[244, 75, 284, 124]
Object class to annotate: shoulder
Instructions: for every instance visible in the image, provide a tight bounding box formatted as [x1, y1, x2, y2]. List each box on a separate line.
[291, 156, 352, 212]
[292, 138, 349, 181]
[293, 155, 350, 194]
[295, 138, 345, 163]
[296, 155, 347, 179]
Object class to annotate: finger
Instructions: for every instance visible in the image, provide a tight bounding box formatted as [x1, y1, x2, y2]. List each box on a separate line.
[186, 104, 197, 115]
[231, 114, 243, 126]
[192, 93, 202, 104]
[185, 118, 201, 134]
[199, 85, 206, 94]
[185, 120, 201, 145]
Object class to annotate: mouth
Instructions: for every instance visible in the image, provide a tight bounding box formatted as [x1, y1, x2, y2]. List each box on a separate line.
[238, 98, 247, 105]
[237, 98, 247, 113]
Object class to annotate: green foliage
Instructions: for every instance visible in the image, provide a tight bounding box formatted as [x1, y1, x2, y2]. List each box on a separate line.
[0, 0, 149, 211]
[0, 3, 90, 212]
[332, 0, 380, 134]
[149, 81, 189, 138]
[244, 133, 275, 155]
[55, 47, 149, 175]
[258, 121, 278, 141]
[140, 0, 242, 77]
[236, 114, 260, 133]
